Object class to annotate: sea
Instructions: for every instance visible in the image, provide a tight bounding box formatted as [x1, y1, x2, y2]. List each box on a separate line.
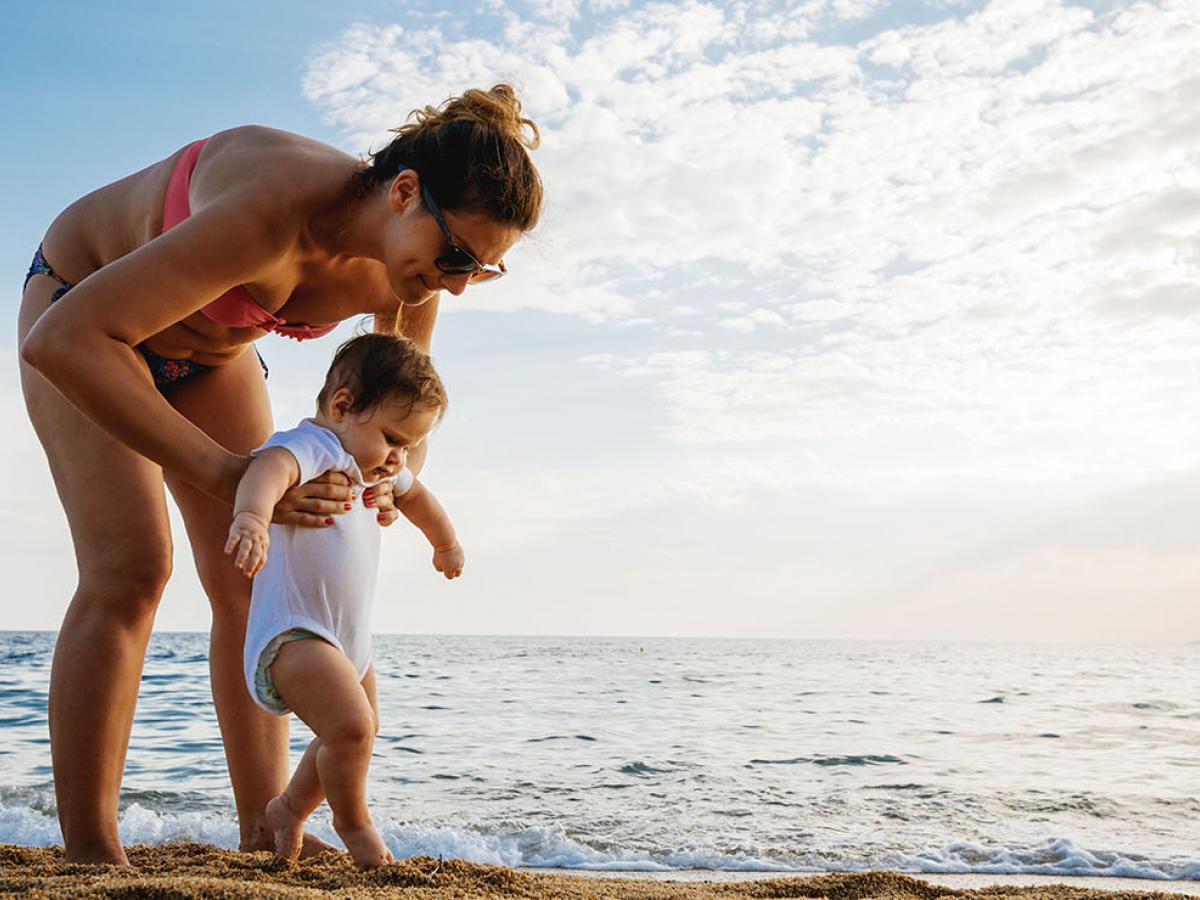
[0, 632, 1196, 881]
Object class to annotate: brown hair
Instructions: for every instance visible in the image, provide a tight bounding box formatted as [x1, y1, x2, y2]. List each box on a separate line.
[317, 334, 448, 420]
[354, 83, 542, 231]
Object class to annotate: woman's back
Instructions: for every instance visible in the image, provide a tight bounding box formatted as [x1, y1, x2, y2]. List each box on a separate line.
[41, 127, 391, 361]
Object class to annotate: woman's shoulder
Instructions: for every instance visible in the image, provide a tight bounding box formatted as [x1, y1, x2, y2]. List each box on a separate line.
[206, 125, 350, 161]
[190, 126, 361, 217]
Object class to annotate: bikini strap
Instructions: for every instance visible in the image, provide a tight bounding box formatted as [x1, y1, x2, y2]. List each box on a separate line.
[25, 245, 74, 292]
[162, 140, 208, 233]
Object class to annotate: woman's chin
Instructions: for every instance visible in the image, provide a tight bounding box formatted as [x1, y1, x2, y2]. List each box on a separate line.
[398, 278, 437, 307]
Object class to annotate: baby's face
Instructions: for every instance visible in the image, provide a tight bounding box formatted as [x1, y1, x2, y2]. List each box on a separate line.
[340, 400, 439, 482]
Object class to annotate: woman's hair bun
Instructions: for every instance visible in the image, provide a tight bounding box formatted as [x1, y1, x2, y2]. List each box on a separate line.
[406, 84, 540, 150]
[357, 83, 543, 231]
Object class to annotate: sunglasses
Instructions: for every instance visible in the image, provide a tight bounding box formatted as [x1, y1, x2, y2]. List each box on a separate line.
[421, 185, 506, 283]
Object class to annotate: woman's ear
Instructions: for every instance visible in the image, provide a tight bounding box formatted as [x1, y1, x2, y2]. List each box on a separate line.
[387, 168, 421, 214]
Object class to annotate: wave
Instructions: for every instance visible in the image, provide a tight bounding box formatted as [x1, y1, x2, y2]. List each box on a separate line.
[0, 802, 1196, 881]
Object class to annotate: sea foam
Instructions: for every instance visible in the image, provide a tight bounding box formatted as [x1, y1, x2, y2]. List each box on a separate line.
[0, 802, 1195, 881]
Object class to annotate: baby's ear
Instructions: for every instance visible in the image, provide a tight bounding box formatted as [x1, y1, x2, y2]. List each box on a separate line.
[330, 387, 357, 421]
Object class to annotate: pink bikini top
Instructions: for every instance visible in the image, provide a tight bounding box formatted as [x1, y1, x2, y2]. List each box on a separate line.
[162, 139, 337, 341]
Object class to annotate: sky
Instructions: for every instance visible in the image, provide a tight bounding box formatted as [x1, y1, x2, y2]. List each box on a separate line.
[2, 0, 1197, 641]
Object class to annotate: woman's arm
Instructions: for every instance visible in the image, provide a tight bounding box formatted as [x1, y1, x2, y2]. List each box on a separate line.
[397, 295, 439, 354]
[379, 297, 439, 479]
[224, 447, 300, 577]
[21, 191, 293, 503]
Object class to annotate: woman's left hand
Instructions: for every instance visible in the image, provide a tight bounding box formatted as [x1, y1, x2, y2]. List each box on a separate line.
[364, 480, 399, 527]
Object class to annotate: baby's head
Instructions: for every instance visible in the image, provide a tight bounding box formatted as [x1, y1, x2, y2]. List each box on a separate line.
[315, 334, 448, 481]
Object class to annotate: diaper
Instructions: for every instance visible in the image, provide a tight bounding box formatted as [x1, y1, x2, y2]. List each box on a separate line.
[253, 628, 321, 714]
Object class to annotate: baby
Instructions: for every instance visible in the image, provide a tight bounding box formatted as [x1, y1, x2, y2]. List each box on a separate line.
[224, 333, 464, 869]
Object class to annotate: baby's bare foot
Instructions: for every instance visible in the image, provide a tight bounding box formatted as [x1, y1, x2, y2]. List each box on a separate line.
[266, 794, 305, 862]
[336, 822, 392, 870]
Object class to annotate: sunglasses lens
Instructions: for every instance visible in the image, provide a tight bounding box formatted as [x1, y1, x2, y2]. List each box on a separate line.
[468, 268, 504, 283]
[434, 249, 478, 275]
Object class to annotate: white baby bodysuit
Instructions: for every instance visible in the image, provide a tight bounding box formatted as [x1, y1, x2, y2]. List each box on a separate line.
[242, 418, 413, 714]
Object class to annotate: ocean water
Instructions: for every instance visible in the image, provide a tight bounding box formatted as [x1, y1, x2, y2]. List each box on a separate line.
[0, 632, 1196, 880]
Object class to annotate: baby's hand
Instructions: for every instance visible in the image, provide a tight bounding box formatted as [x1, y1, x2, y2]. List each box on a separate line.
[433, 544, 464, 580]
[224, 511, 270, 578]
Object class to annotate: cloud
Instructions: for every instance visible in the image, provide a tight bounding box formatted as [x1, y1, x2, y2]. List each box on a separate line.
[304, 0, 1200, 482]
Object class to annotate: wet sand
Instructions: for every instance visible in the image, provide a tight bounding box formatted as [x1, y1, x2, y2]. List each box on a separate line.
[1, 844, 1195, 898]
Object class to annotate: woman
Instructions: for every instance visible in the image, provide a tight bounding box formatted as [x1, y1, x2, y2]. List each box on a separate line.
[19, 84, 542, 865]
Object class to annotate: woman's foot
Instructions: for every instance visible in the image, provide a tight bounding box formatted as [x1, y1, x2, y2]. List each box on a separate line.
[299, 830, 339, 859]
[265, 794, 304, 862]
[63, 842, 132, 867]
[335, 821, 392, 870]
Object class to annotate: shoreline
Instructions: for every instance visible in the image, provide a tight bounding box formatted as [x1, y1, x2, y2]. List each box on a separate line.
[0, 844, 1195, 898]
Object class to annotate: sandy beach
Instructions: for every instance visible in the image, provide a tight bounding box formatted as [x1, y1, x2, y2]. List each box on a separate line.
[0, 844, 1195, 898]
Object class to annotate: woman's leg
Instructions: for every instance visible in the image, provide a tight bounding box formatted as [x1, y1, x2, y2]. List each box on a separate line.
[19, 282, 173, 865]
[270, 643, 390, 870]
[162, 350, 334, 855]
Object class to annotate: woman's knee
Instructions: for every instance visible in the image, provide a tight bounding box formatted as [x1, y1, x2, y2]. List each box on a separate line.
[75, 541, 172, 625]
[202, 566, 252, 622]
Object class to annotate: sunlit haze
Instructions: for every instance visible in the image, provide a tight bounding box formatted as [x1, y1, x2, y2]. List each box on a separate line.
[3, 0, 1197, 641]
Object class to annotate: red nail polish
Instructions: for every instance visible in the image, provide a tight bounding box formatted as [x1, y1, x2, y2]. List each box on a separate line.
[343, 503, 353, 511]
[324, 517, 334, 525]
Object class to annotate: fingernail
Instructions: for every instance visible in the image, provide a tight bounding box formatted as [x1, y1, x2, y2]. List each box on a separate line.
[324, 517, 334, 525]
[343, 503, 353, 511]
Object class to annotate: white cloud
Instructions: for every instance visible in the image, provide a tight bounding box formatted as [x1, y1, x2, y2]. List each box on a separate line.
[718, 308, 787, 332]
[304, 0, 1200, 485]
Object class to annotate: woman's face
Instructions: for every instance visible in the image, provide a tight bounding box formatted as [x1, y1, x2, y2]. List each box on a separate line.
[383, 172, 522, 307]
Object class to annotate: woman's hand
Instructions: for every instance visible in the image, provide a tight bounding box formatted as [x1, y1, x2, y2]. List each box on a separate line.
[271, 472, 400, 528]
[364, 480, 399, 527]
[272, 471, 356, 527]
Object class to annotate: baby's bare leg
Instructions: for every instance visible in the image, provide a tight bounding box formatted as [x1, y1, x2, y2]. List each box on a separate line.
[266, 738, 322, 861]
[270, 642, 391, 870]
[269, 667, 378, 861]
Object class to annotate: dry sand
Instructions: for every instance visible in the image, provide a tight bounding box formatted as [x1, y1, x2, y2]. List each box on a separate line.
[0, 843, 1193, 899]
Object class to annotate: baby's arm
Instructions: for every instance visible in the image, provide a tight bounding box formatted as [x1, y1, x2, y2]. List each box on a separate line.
[224, 447, 301, 578]
[394, 478, 464, 579]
